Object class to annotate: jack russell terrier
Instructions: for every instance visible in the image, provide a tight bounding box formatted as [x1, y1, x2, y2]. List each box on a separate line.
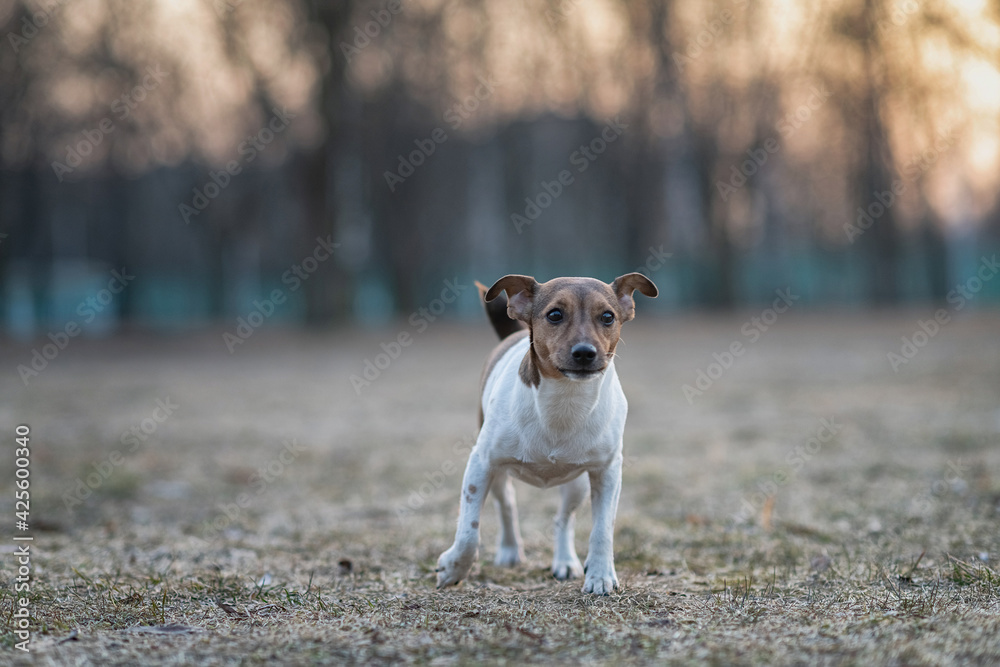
[435, 273, 657, 594]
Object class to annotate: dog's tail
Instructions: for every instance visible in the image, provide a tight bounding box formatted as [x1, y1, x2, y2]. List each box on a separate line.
[475, 281, 526, 340]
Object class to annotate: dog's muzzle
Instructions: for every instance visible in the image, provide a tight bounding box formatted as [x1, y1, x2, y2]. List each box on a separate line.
[560, 343, 605, 379]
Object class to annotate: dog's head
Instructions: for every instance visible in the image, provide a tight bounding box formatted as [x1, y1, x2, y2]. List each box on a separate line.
[485, 273, 657, 381]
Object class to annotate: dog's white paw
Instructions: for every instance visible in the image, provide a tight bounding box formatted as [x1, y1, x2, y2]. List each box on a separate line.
[552, 556, 584, 580]
[494, 544, 525, 567]
[435, 545, 477, 588]
[582, 560, 618, 595]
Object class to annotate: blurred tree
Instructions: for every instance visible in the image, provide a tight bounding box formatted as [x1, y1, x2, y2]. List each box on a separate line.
[1, 0, 998, 329]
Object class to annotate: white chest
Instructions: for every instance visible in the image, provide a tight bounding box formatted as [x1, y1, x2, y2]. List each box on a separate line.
[480, 338, 628, 488]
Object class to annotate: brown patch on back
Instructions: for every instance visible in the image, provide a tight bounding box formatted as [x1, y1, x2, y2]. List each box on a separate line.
[468, 484, 477, 494]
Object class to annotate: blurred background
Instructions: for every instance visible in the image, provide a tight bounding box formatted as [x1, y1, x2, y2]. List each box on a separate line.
[3, 6, 1000, 660]
[2, 0, 999, 335]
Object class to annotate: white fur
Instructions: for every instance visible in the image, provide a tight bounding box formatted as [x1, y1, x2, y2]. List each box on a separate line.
[436, 336, 627, 595]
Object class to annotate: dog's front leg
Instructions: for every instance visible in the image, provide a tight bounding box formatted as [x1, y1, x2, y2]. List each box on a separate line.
[436, 447, 493, 588]
[583, 451, 622, 595]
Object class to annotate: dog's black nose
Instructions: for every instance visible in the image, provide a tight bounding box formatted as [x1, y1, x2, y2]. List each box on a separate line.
[571, 343, 598, 363]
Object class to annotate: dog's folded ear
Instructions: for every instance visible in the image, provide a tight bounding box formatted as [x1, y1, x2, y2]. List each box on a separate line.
[486, 274, 537, 322]
[611, 273, 658, 322]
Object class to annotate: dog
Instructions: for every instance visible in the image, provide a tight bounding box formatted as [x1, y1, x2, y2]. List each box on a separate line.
[435, 272, 657, 594]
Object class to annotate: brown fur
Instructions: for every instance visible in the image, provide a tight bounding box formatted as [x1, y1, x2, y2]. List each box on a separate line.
[525, 280, 624, 381]
[476, 281, 526, 340]
[479, 273, 657, 401]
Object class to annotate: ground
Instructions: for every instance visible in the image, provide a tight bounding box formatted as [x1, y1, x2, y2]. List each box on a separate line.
[2, 311, 999, 665]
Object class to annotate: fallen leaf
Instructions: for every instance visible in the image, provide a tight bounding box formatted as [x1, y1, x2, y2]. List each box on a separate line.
[504, 622, 543, 641]
[761, 495, 775, 531]
[216, 600, 245, 617]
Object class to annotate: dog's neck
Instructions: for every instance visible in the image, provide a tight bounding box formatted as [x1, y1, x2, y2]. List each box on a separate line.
[531, 364, 612, 435]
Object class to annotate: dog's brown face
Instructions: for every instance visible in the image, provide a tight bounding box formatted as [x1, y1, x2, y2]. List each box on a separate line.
[486, 273, 658, 381]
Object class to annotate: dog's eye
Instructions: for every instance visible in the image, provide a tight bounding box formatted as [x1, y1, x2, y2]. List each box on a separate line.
[600, 312, 615, 325]
[546, 309, 563, 323]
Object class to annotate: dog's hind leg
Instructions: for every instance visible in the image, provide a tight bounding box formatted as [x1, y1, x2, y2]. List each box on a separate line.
[552, 473, 587, 579]
[491, 471, 525, 566]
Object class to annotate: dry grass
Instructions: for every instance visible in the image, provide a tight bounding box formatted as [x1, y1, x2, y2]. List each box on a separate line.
[2, 312, 999, 665]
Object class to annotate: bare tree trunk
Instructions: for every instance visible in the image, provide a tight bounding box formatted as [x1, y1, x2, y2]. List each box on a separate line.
[859, 0, 899, 304]
[300, 0, 354, 324]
